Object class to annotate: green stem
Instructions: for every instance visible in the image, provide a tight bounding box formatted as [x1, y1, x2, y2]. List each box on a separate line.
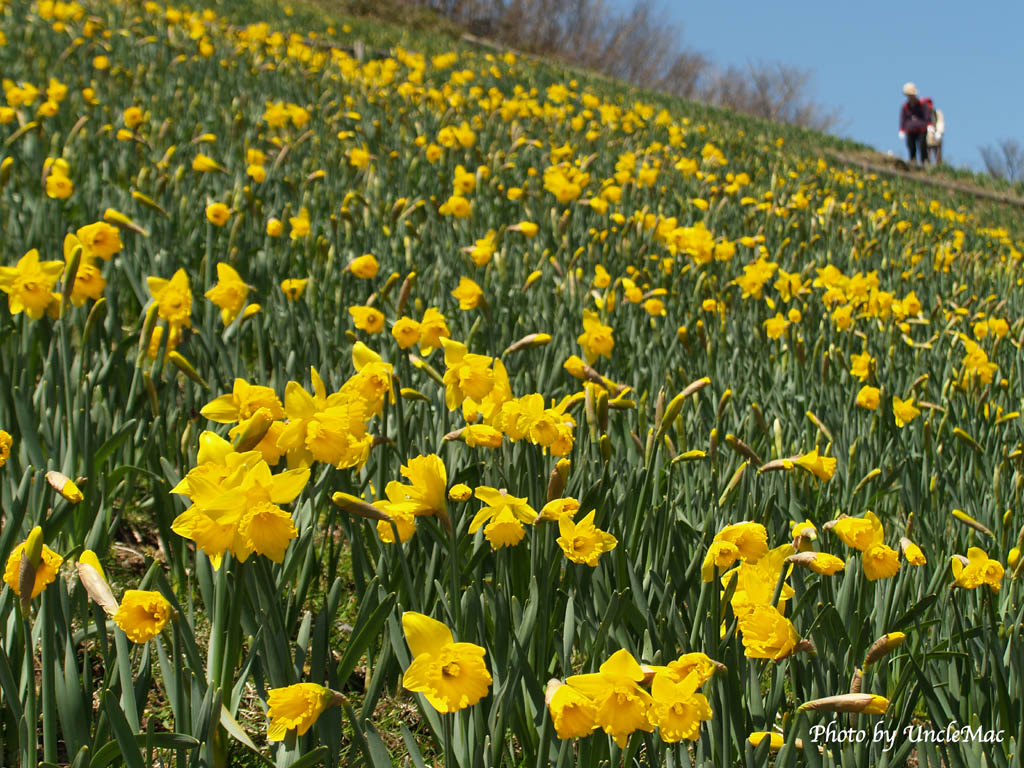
[443, 711, 456, 768]
[57, 303, 77, 470]
[40, 594, 56, 762]
[207, 557, 229, 688]
[22, 616, 36, 767]
[449, 498, 461, 631]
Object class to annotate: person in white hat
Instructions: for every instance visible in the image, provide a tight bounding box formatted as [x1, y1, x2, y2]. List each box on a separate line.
[898, 82, 931, 164]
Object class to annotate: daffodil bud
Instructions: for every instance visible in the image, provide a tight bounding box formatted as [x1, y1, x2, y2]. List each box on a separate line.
[24, 526, 44, 567]
[953, 427, 982, 453]
[103, 207, 148, 236]
[448, 483, 472, 502]
[18, 526, 45, 610]
[46, 470, 84, 503]
[653, 387, 666, 428]
[167, 351, 207, 389]
[82, 297, 107, 347]
[717, 461, 747, 507]
[396, 271, 416, 315]
[0, 157, 13, 189]
[502, 332, 551, 355]
[584, 385, 597, 439]
[546, 458, 571, 502]
[408, 354, 444, 387]
[331, 492, 391, 522]
[748, 732, 785, 752]
[671, 449, 707, 464]
[849, 668, 863, 694]
[716, 388, 733, 423]
[77, 551, 119, 616]
[798, 693, 888, 715]
[863, 632, 907, 669]
[379, 271, 401, 300]
[131, 190, 169, 217]
[136, 303, 160, 368]
[599, 433, 611, 463]
[750, 402, 770, 437]
[60, 244, 83, 307]
[232, 409, 275, 452]
[725, 434, 763, 467]
[951, 508, 994, 538]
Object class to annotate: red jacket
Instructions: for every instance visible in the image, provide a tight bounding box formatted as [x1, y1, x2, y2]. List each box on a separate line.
[900, 99, 931, 134]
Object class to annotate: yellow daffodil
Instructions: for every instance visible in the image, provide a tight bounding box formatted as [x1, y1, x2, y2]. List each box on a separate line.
[469, 486, 536, 549]
[648, 672, 712, 742]
[793, 448, 836, 481]
[280, 277, 308, 300]
[401, 612, 491, 713]
[76, 221, 122, 260]
[565, 649, 653, 748]
[0, 430, 11, 467]
[3, 527, 62, 600]
[737, 604, 800, 660]
[951, 547, 1004, 592]
[267, 683, 341, 740]
[204, 263, 249, 324]
[349, 305, 385, 333]
[892, 395, 920, 428]
[701, 522, 768, 581]
[545, 679, 598, 739]
[114, 590, 172, 643]
[556, 510, 617, 565]
[577, 309, 614, 364]
[289, 207, 310, 239]
[451, 276, 483, 310]
[147, 268, 193, 330]
[205, 202, 231, 226]
[856, 385, 880, 410]
[0, 249, 65, 319]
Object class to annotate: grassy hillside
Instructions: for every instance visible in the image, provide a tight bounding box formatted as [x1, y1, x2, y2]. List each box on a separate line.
[0, 0, 1022, 767]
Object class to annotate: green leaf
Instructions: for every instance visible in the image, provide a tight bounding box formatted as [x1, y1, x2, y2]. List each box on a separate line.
[335, 591, 396, 686]
[364, 722, 395, 768]
[890, 592, 939, 632]
[0, 643, 24, 723]
[90, 419, 138, 475]
[219, 705, 273, 765]
[400, 725, 427, 768]
[99, 690, 145, 768]
[286, 746, 330, 768]
[12, 385, 46, 466]
[90, 733, 200, 768]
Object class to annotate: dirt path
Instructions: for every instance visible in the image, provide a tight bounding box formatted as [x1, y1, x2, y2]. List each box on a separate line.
[824, 149, 1024, 210]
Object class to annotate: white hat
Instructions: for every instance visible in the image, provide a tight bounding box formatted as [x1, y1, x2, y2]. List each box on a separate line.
[903, 82, 918, 96]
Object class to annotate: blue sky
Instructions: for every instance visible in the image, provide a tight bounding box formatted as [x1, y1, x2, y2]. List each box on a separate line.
[606, 0, 1023, 170]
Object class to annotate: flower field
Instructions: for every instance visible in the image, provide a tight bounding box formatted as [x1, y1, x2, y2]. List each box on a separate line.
[1, 0, 1023, 765]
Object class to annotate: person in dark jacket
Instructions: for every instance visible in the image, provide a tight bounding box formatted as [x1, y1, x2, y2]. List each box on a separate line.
[898, 82, 930, 164]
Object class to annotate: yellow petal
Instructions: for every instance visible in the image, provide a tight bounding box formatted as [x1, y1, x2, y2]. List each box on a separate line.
[402, 611, 453, 658]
